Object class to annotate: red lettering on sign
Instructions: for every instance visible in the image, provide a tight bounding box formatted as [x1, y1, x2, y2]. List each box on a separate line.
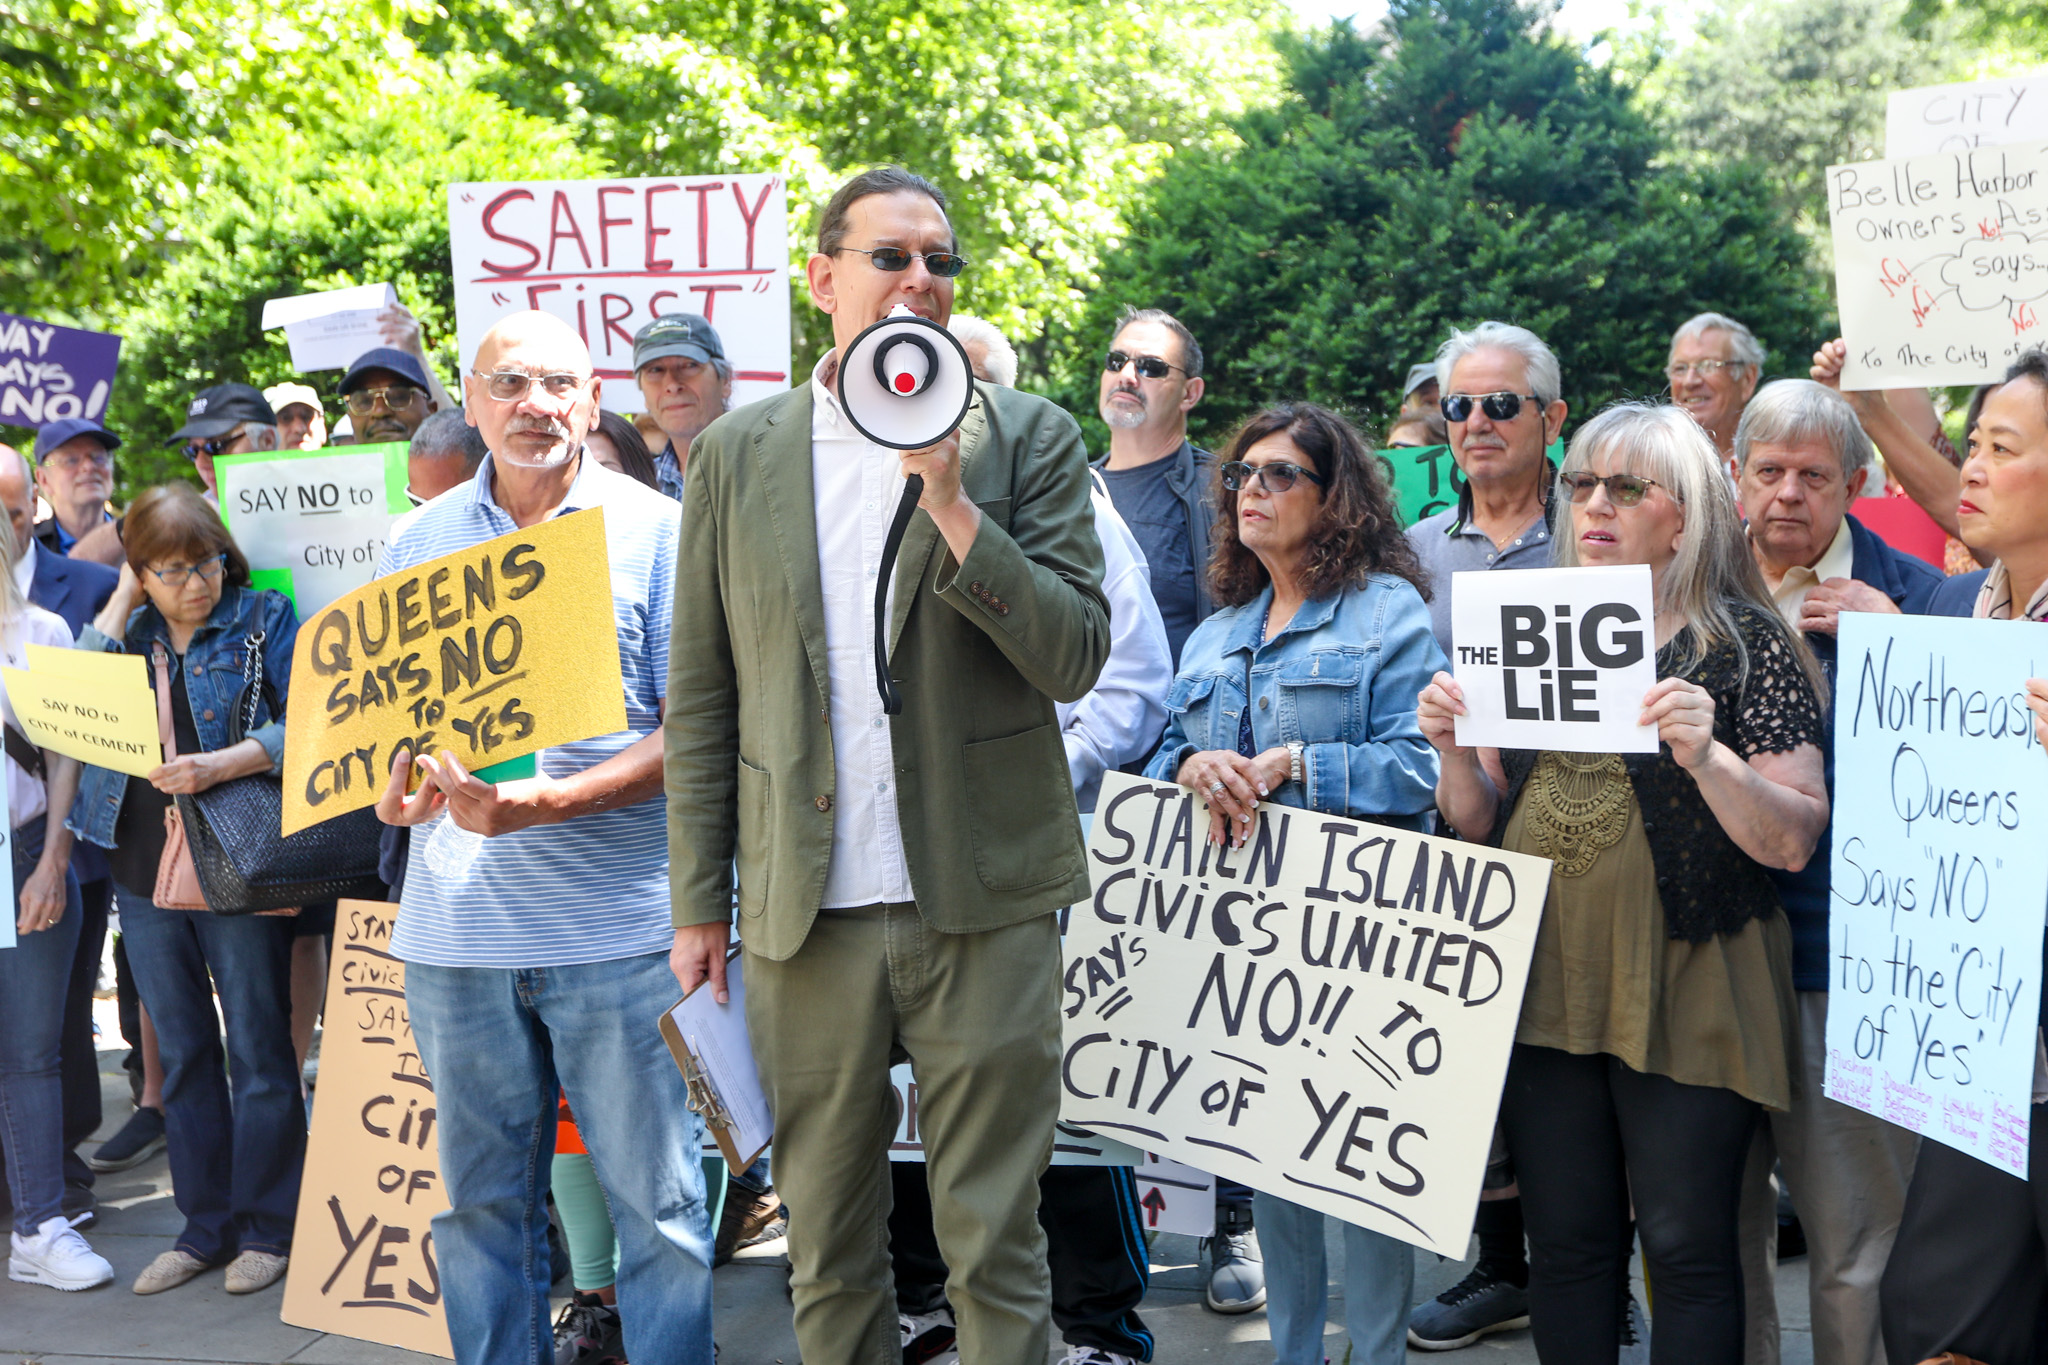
[479, 190, 541, 276]
[596, 186, 634, 268]
[546, 191, 593, 272]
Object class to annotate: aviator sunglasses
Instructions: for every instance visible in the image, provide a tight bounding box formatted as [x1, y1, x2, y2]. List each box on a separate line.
[1558, 471, 1681, 508]
[1104, 350, 1185, 380]
[1440, 391, 1542, 423]
[836, 246, 970, 278]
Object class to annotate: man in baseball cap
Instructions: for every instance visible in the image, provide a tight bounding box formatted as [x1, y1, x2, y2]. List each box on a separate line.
[337, 346, 439, 447]
[31, 418, 121, 555]
[1401, 360, 1441, 416]
[167, 383, 280, 499]
[262, 382, 327, 450]
[632, 313, 732, 501]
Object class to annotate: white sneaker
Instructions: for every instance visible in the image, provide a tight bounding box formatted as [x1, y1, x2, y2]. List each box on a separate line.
[1058, 1350, 1139, 1365]
[9, 1216, 115, 1291]
[900, 1306, 960, 1365]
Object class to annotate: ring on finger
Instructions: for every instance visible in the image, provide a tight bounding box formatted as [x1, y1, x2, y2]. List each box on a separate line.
[1209, 781, 1227, 795]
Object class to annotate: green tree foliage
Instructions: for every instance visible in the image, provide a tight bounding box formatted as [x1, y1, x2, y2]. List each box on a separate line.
[1059, 0, 1832, 448]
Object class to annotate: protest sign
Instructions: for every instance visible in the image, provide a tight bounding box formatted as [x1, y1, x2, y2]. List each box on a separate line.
[447, 174, 792, 414]
[888, 1061, 1145, 1166]
[1134, 1155, 1216, 1236]
[282, 901, 452, 1356]
[1886, 74, 2048, 159]
[260, 283, 400, 372]
[1825, 140, 2048, 388]
[2, 648, 159, 779]
[1061, 773, 1551, 1254]
[1449, 565, 1659, 755]
[1825, 614, 2046, 1176]
[217, 443, 411, 612]
[0, 311, 120, 429]
[280, 508, 626, 834]
[1375, 441, 1566, 529]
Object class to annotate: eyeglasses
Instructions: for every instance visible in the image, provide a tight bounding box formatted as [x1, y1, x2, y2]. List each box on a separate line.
[835, 246, 969, 278]
[1665, 360, 1746, 382]
[1220, 460, 1326, 494]
[1441, 392, 1543, 423]
[1104, 350, 1185, 380]
[43, 448, 113, 472]
[147, 554, 227, 587]
[344, 384, 427, 416]
[471, 370, 591, 403]
[181, 436, 240, 461]
[1558, 471, 1682, 507]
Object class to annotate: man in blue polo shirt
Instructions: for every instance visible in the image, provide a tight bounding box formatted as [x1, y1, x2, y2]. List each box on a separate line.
[372, 310, 710, 1365]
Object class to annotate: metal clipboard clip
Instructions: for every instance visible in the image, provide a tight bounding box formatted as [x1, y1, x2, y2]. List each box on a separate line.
[677, 1047, 732, 1131]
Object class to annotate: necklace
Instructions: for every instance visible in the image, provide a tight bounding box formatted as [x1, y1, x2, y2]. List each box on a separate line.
[1521, 751, 1631, 878]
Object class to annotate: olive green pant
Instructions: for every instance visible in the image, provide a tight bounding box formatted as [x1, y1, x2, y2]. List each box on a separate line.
[744, 902, 1061, 1365]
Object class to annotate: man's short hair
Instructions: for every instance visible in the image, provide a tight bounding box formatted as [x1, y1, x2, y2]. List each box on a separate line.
[1670, 312, 1765, 371]
[1435, 321, 1561, 408]
[948, 315, 1018, 387]
[1734, 379, 1872, 481]
[817, 167, 953, 256]
[410, 408, 489, 477]
[1111, 306, 1204, 380]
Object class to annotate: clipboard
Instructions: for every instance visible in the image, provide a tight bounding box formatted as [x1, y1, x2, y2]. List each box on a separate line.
[658, 951, 772, 1170]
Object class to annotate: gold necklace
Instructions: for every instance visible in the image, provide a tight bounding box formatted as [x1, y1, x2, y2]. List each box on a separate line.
[1522, 751, 1632, 879]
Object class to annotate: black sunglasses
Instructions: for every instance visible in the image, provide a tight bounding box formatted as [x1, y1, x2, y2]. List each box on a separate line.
[1220, 460, 1325, 494]
[1104, 350, 1184, 380]
[1558, 471, 1682, 507]
[837, 246, 969, 278]
[1440, 391, 1543, 423]
[181, 436, 234, 460]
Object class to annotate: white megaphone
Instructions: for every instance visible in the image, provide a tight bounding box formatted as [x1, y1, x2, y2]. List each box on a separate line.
[837, 305, 975, 450]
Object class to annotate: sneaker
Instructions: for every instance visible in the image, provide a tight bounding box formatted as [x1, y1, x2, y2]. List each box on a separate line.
[1057, 1350, 1139, 1365]
[714, 1185, 787, 1266]
[9, 1216, 115, 1290]
[1407, 1263, 1531, 1350]
[132, 1248, 211, 1295]
[224, 1248, 289, 1294]
[1200, 1227, 1266, 1314]
[1618, 1290, 1650, 1365]
[87, 1106, 165, 1173]
[553, 1290, 625, 1365]
[901, 1306, 959, 1365]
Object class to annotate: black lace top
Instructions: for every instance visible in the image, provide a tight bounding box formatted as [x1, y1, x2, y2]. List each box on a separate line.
[1487, 601, 1825, 943]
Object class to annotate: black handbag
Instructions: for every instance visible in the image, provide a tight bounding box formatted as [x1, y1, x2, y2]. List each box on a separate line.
[176, 626, 386, 914]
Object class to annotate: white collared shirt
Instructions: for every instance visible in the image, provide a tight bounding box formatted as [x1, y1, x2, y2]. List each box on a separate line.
[810, 354, 916, 908]
[11, 540, 36, 602]
[1767, 517, 1855, 628]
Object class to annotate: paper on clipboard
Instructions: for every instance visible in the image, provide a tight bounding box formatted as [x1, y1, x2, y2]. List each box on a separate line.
[658, 953, 772, 1170]
[260, 283, 398, 372]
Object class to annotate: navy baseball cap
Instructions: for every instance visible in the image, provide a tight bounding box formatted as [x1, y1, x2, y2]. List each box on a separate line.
[33, 417, 122, 461]
[632, 314, 726, 372]
[338, 346, 434, 397]
[167, 384, 276, 445]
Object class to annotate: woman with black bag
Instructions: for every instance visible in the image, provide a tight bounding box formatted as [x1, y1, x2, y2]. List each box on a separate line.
[68, 485, 307, 1297]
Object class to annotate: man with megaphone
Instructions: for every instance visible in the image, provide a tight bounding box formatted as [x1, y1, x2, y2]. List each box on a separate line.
[665, 166, 1111, 1365]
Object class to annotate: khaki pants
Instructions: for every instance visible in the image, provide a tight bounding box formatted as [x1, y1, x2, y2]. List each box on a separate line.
[1741, 990, 1920, 1365]
[745, 902, 1060, 1365]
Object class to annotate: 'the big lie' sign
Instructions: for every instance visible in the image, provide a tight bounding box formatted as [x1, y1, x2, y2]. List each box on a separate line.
[1450, 565, 1660, 754]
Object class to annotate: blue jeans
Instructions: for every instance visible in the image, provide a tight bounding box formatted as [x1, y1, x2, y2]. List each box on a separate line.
[406, 951, 714, 1365]
[114, 885, 304, 1261]
[1252, 1191, 1415, 1365]
[0, 818, 81, 1234]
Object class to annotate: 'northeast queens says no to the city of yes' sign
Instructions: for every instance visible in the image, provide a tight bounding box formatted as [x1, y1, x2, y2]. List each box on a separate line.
[279, 509, 626, 835]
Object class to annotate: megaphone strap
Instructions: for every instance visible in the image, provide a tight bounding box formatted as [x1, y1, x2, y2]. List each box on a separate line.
[872, 474, 925, 716]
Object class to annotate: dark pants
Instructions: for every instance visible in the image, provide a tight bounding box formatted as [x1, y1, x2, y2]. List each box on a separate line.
[1499, 1044, 1758, 1365]
[114, 885, 305, 1262]
[890, 1161, 1155, 1360]
[1880, 1108, 2048, 1365]
[59, 877, 113, 1192]
[115, 932, 143, 1105]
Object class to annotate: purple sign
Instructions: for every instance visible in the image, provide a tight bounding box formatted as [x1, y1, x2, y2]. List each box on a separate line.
[0, 312, 122, 428]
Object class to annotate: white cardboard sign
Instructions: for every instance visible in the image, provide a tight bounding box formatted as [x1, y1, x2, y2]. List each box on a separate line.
[1451, 565, 1659, 755]
[886, 1061, 1145, 1167]
[1825, 614, 2046, 1176]
[1826, 141, 2048, 389]
[1061, 774, 1551, 1255]
[215, 444, 408, 612]
[447, 175, 792, 414]
[1886, 74, 2048, 159]
[261, 283, 399, 373]
[1134, 1155, 1216, 1236]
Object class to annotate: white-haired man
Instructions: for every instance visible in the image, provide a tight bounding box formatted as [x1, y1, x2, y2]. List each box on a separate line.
[1668, 312, 1764, 480]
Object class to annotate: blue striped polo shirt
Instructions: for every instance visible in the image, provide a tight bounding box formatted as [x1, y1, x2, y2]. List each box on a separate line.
[379, 453, 679, 968]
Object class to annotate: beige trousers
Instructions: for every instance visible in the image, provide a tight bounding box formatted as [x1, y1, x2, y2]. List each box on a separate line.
[744, 902, 1061, 1365]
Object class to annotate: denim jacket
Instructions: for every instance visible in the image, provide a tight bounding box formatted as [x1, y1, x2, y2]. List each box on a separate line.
[1143, 574, 1445, 827]
[68, 586, 299, 850]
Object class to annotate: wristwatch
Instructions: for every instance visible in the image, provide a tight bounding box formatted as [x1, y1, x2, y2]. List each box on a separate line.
[1287, 740, 1304, 787]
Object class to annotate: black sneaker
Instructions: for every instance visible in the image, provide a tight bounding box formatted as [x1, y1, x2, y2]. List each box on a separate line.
[552, 1291, 624, 1365]
[86, 1106, 165, 1173]
[1407, 1263, 1532, 1350]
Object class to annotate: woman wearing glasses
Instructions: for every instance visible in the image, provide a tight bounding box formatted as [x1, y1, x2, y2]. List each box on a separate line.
[1418, 403, 1828, 1365]
[68, 485, 307, 1297]
[1145, 403, 1444, 1365]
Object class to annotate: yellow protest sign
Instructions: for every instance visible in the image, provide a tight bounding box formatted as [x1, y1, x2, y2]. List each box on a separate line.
[281, 507, 626, 834]
[3, 649, 161, 778]
[280, 900, 453, 1357]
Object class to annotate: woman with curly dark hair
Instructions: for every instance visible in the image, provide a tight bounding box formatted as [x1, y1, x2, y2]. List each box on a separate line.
[1144, 402, 1446, 1365]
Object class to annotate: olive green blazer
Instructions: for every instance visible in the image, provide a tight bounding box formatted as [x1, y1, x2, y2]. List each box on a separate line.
[664, 377, 1110, 961]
